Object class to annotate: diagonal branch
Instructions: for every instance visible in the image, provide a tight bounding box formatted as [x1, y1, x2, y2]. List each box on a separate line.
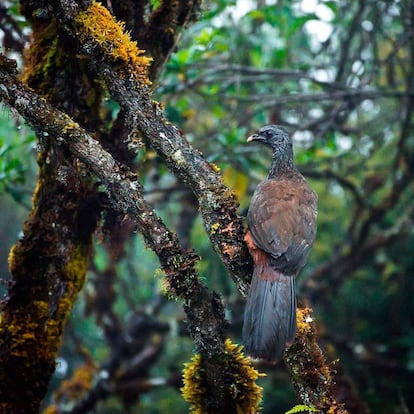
[0, 57, 224, 355]
[53, 0, 251, 293]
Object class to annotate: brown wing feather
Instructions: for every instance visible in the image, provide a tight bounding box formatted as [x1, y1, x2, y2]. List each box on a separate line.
[247, 176, 317, 275]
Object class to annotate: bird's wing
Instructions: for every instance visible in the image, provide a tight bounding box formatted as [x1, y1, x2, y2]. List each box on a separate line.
[247, 177, 317, 272]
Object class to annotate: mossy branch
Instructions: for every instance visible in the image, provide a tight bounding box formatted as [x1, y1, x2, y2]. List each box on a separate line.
[54, 0, 252, 296]
[285, 308, 350, 414]
[0, 53, 204, 328]
[182, 339, 265, 414]
[0, 49, 99, 411]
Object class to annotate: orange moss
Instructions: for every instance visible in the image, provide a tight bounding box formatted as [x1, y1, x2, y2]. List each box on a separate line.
[42, 360, 95, 413]
[6, 315, 47, 360]
[75, 1, 152, 84]
[182, 353, 206, 413]
[55, 360, 95, 401]
[296, 307, 313, 334]
[224, 339, 265, 413]
[182, 339, 265, 413]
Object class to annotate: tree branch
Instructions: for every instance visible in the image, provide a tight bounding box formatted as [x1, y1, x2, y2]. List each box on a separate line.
[53, 0, 251, 294]
[286, 308, 350, 414]
[0, 54, 218, 346]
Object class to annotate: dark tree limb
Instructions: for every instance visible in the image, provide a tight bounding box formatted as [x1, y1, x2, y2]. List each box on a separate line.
[0, 1, 106, 408]
[108, 0, 202, 80]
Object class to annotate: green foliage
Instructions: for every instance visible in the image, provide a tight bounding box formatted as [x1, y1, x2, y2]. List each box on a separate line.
[0, 112, 35, 204]
[285, 405, 319, 414]
[149, 0, 161, 10]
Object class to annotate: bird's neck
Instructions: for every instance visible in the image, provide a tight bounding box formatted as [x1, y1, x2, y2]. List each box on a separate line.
[268, 150, 296, 178]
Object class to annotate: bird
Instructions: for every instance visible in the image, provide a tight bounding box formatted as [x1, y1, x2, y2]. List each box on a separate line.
[242, 125, 317, 362]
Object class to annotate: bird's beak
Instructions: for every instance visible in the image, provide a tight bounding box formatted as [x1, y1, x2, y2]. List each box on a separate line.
[247, 134, 259, 142]
[247, 133, 266, 143]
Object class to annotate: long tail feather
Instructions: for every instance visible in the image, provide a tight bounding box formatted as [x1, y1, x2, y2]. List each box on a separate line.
[243, 264, 296, 362]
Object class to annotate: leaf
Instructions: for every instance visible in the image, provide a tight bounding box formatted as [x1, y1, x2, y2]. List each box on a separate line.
[222, 167, 248, 202]
[150, 0, 161, 10]
[285, 405, 319, 414]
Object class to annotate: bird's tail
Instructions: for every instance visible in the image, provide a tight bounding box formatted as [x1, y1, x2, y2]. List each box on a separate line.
[242, 262, 296, 362]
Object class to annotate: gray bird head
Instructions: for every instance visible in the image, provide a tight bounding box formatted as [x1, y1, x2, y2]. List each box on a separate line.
[247, 125, 293, 157]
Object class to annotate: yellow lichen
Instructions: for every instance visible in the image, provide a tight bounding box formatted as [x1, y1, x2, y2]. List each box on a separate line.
[181, 339, 265, 413]
[210, 163, 221, 173]
[75, 1, 152, 84]
[33, 300, 49, 318]
[173, 149, 185, 164]
[7, 317, 40, 359]
[210, 222, 220, 234]
[296, 308, 313, 334]
[61, 119, 81, 134]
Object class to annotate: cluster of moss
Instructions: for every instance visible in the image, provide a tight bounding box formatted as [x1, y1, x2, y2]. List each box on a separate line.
[5, 239, 89, 362]
[75, 1, 152, 85]
[182, 339, 265, 413]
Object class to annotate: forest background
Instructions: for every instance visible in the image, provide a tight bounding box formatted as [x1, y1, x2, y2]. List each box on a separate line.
[0, 0, 413, 413]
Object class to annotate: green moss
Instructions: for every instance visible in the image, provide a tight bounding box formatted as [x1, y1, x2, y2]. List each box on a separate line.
[5, 234, 89, 363]
[21, 11, 106, 127]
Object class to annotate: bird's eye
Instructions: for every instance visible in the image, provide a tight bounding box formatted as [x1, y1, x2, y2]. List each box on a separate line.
[265, 130, 273, 138]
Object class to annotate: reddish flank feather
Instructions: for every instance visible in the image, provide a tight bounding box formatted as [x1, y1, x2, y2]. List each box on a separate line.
[245, 231, 282, 282]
